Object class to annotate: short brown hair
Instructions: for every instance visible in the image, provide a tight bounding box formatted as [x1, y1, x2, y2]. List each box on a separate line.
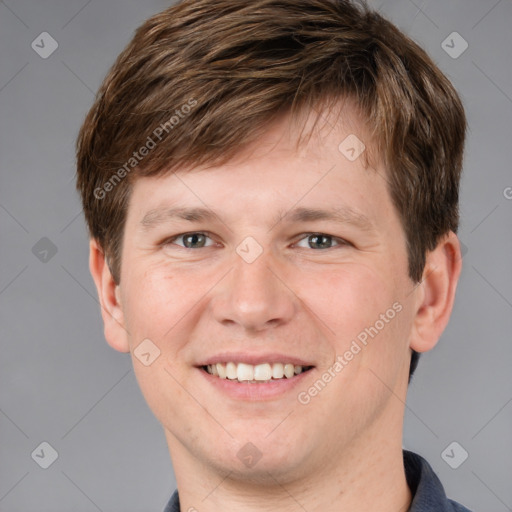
[76, 0, 466, 379]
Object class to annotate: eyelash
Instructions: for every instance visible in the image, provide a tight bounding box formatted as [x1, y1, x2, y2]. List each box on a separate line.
[160, 231, 351, 250]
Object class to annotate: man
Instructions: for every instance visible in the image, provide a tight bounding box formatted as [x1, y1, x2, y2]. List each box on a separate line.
[76, 0, 472, 510]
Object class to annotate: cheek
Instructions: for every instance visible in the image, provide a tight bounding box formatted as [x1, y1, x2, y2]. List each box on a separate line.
[312, 265, 396, 340]
[120, 265, 200, 418]
[121, 263, 187, 342]
[316, 263, 412, 384]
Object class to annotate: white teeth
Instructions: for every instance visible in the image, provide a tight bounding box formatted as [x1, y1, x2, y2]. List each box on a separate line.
[206, 365, 217, 375]
[226, 362, 237, 379]
[272, 363, 284, 379]
[216, 363, 226, 379]
[237, 363, 254, 381]
[253, 363, 272, 381]
[204, 362, 311, 382]
[284, 363, 295, 378]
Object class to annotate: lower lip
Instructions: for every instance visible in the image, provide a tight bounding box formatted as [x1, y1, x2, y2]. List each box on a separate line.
[196, 367, 315, 401]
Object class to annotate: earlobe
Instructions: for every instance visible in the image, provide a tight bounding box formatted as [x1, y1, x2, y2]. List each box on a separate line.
[409, 232, 462, 353]
[88, 239, 131, 353]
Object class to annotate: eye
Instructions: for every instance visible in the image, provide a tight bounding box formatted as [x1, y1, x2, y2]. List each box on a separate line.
[164, 232, 215, 249]
[294, 233, 349, 250]
[161, 231, 349, 251]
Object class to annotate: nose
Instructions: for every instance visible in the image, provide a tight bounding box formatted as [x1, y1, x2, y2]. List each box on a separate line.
[211, 247, 296, 333]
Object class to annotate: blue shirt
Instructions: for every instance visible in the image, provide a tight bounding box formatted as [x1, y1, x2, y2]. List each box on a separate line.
[163, 450, 473, 511]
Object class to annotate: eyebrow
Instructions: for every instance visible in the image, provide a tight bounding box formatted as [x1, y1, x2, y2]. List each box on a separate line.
[140, 205, 375, 233]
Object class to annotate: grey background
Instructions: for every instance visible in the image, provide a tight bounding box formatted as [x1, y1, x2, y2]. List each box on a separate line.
[0, 0, 511, 511]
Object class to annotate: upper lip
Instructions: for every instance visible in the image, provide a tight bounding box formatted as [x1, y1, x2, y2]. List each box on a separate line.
[195, 352, 315, 367]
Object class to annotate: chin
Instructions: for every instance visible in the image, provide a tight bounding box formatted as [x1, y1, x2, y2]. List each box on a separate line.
[210, 453, 307, 486]
[202, 436, 313, 484]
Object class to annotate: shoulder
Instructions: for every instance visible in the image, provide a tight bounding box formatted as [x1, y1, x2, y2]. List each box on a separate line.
[162, 489, 180, 512]
[403, 450, 474, 512]
[447, 499, 473, 512]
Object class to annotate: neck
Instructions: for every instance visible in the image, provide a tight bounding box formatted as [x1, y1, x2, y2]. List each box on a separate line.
[165, 410, 412, 512]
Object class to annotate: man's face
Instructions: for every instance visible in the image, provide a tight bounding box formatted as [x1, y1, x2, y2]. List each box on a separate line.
[113, 104, 420, 482]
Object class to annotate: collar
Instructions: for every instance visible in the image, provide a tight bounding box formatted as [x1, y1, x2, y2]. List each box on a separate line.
[163, 450, 472, 512]
[403, 450, 472, 511]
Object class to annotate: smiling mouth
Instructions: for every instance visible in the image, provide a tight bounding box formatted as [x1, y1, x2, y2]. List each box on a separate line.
[201, 362, 314, 383]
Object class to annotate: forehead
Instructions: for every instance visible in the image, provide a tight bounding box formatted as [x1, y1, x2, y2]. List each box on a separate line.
[124, 100, 396, 237]
[218, 97, 379, 170]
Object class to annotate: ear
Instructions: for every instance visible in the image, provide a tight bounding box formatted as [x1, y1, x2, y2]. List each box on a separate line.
[89, 239, 130, 353]
[409, 231, 462, 353]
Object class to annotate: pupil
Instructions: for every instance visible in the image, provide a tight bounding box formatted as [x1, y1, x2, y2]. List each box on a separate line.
[185, 233, 205, 248]
[311, 234, 330, 249]
[183, 234, 332, 249]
